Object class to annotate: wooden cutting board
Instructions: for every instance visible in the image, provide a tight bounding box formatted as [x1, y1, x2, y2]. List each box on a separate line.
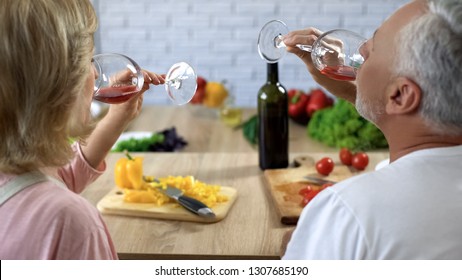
[264, 156, 358, 225]
[97, 186, 237, 223]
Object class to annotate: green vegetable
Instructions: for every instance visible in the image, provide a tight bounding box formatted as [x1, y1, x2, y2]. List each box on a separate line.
[112, 133, 165, 152]
[307, 99, 388, 150]
[241, 115, 258, 146]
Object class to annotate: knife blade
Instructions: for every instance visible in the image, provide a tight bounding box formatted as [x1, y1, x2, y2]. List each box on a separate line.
[150, 179, 216, 219]
[303, 176, 337, 185]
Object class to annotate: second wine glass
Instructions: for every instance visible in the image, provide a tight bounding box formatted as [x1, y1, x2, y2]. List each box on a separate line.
[258, 20, 367, 81]
[92, 53, 197, 105]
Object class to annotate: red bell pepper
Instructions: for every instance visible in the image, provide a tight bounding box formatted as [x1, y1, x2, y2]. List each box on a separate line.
[288, 89, 310, 124]
[306, 88, 333, 117]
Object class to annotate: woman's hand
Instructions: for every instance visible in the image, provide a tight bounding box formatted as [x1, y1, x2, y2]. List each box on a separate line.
[141, 70, 166, 92]
[284, 28, 357, 104]
[81, 70, 165, 169]
[106, 70, 165, 127]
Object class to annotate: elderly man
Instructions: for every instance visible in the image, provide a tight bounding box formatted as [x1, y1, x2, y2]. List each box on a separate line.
[282, 0, 462, 259]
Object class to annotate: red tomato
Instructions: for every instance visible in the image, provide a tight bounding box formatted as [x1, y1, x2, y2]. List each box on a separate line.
[191, 76, 207, 104]
[315, 157, 334, 176]
[300, 189, 320, 207]
[352, 152, 369, 170]
[301, 196, 310, 207]
[299, 183, 333, 207]
[190, 87, 205, 104]
[339, 148, 353, 166]
[298, 185, 314, 196]
[196, 76, 207, 89]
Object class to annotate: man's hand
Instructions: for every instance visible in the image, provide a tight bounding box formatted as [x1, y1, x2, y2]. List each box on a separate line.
[284, 28, 357, 104]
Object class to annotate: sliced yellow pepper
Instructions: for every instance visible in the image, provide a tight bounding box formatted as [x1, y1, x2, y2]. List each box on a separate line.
[113, 154, 229, 206]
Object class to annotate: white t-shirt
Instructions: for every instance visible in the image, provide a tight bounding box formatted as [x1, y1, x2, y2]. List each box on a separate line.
[283, 145, 462, 259]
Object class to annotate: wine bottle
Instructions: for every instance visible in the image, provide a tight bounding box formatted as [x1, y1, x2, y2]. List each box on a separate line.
[258, 63, 288, 170]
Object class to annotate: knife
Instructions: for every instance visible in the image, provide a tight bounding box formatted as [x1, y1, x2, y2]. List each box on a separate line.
[303, 176, 337, 185]
[149, 179, 216, 219]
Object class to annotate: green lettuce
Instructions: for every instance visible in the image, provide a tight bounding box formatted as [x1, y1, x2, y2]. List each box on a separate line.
[307, 99, 388, 150]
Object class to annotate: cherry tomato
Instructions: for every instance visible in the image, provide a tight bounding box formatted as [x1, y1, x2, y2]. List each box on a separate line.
[299, 183, 334, 207]
[339, 147, 353, 166]
[315, 157, 334, 176]
[300, 189, 320, 207]
[352, 152, 369, 170]
[301, 196, 310, 207]
[298, 185, 314, 196]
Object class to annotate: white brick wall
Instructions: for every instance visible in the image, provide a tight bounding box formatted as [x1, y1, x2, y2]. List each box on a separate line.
[93, 0, 408, 107]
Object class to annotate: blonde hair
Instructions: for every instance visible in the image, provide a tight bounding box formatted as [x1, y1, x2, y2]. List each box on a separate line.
[0, 0, 98, 174]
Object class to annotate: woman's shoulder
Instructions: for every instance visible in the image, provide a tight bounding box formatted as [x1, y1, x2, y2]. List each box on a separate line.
[0, 178, 115, 259]
[7, 179, 104, 230]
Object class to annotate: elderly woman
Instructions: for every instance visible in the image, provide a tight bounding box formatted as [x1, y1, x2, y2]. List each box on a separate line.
[0, 0, 163, 259]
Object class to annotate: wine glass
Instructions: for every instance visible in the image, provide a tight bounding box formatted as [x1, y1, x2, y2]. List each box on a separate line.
[92, 53, 197, 105]
[257, 20, 367, 81]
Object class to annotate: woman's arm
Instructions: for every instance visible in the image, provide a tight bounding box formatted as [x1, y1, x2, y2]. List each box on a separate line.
[80, 70, 165, 169]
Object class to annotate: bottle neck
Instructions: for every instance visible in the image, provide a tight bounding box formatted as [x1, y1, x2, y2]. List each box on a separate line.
[266, 63, 279, 84]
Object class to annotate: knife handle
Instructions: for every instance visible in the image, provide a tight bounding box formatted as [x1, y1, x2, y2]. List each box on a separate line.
[178, 196, 216, 218]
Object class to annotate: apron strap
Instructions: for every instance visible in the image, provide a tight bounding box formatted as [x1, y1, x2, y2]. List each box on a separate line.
[0, 171, 66, 206]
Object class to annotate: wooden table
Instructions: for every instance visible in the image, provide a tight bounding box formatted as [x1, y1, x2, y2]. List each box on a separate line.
[82, 151, 388, 259]
[124, 105, 339, 153]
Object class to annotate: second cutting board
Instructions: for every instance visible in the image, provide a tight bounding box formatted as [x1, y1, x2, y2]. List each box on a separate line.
[263, 156, 359, 225]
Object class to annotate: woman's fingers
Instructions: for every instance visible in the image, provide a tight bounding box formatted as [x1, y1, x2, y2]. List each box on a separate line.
[143, 70, 165, 85]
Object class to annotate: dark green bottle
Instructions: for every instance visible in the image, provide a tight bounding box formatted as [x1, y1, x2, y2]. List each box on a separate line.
[258, 63, 288, 170]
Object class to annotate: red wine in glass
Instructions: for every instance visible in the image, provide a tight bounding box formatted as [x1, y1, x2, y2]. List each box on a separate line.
[93, 85, 139, 104]
[92, 53, 197, 105]
[320, 65, 356, 81]
[258, 21, 366, 80]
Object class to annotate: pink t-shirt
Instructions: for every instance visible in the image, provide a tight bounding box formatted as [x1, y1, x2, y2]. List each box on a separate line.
[0, 143, 118, 259]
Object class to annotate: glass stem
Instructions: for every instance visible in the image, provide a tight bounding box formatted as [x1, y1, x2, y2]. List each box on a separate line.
[296, 44, 313, 52]
[274, 35, 286, 48]
[274, 34, 313, 52]
[166, 78, 182, 90]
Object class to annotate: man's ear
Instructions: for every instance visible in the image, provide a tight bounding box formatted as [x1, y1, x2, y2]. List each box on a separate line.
[386, 77, 422, 115]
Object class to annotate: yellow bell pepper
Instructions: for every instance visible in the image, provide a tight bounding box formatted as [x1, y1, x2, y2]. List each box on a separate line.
[126, 156, 143, 189]
[114, 151, 144, 189]
[203, 81, 228, 108]
[114, 157, 131, 188]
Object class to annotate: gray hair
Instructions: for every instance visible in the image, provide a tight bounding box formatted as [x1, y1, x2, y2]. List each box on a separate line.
[394, 0, 462, 135]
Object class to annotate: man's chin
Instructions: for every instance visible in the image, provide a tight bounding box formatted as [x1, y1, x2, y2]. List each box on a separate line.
[355, 95, 380, 124]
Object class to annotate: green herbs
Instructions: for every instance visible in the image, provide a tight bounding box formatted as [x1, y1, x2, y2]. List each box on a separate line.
[307, 99, 388, 150]
[241, 115, 258, 146]
[112, 133, 165, 152]
[112, 127, 187, 152]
